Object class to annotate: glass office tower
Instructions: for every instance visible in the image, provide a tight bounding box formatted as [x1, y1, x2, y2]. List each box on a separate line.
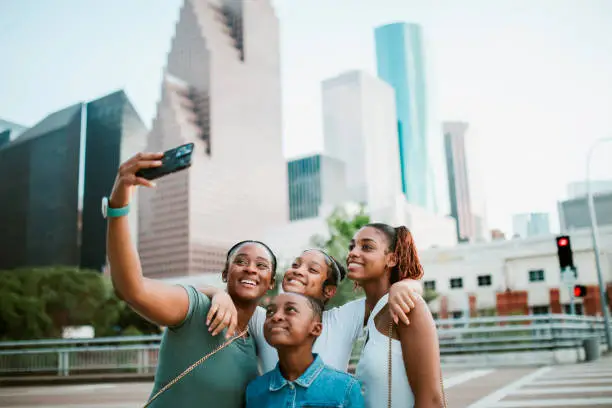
[375, 22, 430, 209]
[0, 91, 147, 271]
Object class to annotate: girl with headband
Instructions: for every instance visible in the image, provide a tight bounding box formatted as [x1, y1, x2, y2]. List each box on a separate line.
[106, 152, 278, 407]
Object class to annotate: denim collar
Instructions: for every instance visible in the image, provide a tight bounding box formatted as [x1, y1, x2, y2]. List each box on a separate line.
[269, 354, 325, 391]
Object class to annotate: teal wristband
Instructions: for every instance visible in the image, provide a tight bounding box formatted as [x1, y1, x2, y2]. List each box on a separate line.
[101, 196, 130, 218]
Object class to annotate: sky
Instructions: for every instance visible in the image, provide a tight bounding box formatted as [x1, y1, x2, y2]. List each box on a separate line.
[1, 0, 611, 236]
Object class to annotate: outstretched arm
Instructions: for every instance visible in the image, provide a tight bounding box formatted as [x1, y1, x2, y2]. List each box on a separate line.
[397, 295, 444, 408]
[107, 152, 189, 327]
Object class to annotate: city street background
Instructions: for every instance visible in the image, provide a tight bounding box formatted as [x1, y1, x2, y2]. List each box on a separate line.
[2, 357, 612, 408]
[1, 0, 612, 407]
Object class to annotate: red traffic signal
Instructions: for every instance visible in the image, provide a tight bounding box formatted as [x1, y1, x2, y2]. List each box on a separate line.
[556, 235, 574, 269]
[573, 285, 587, 298]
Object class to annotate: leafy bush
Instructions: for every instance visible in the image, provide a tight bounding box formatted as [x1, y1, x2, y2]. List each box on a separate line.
[0, 266, 161, 341]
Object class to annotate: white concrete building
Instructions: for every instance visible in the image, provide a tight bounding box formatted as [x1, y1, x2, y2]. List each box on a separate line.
[422, 226, 612, 317]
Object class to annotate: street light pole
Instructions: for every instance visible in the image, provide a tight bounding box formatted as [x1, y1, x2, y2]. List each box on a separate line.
[586, 137, 612, 350]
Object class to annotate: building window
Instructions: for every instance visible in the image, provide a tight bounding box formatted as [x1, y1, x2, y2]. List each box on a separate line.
[450, 278, 463, 289]
[528, 269, 545, 282]
[477, 275, 492, 287]
[532, 305, 549, 315]
[564, 303, 583, 315]
[424, 280, 436, 291]
[451, 311, 464, 319]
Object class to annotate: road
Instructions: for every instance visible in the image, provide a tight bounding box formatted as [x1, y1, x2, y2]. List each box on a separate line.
[1, 358, 611, 407]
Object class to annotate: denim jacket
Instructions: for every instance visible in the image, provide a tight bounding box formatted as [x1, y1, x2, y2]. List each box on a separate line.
[246, 354, 364, 408]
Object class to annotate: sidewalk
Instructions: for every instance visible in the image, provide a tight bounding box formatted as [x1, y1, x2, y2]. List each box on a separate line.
[0, 373, 153, 387]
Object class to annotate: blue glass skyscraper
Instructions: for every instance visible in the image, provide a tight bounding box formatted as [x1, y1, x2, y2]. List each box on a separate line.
[375, 22, 430, 209]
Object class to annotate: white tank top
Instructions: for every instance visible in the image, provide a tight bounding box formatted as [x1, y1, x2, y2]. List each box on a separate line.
[356, 294, 415, 408]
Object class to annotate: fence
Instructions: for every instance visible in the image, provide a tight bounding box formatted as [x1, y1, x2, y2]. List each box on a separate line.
[0, 314, 607, 377]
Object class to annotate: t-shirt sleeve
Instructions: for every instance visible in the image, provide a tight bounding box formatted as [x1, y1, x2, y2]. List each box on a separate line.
[170, 284, 211, 330]
[345, 378, 365, 408]
[324, 297, 365, 343]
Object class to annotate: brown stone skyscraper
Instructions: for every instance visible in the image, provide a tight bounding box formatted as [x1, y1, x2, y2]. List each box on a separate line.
[139, 0, 287, 278]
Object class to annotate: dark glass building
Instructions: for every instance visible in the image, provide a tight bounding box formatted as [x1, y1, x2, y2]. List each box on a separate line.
[0, 90, 147, 271]
[0, 118, 27, 148]
[287, 154, 347, 221]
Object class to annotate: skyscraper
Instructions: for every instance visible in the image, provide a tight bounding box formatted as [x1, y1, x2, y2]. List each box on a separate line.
[375, 22, 430, 209]
[0, 91, 147, 270]
[444, 121, 475, 242]
[558, 193, 612, 232]
[287, 154, 347, 221]
[138, 0, 287, 278]
[0, 119, 27, 148]
[321, 70, 402, 214]
[512, 212, 551, 238]
[566, 180, 612, 200]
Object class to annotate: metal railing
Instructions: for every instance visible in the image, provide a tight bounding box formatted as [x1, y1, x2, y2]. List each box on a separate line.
[0, 314, 606, 377]
[435, 314, 605, 354]
[349, 314, 605, 368]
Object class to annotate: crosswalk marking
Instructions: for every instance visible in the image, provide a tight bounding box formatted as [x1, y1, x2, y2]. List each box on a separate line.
[444, 369, 496, 389]
[513, 385, 612, 395]
[467, 367, 552, 408]
[529, 377, 612, 385]
[467, 356, 612, 407]
[493, 398, 612, 407]
[546, 371, 612, 378]
[2, 359, 611, 408]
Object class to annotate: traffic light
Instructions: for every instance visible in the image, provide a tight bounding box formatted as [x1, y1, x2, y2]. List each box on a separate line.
[556, 235, 574, 269]
[573, 285, 587, 298]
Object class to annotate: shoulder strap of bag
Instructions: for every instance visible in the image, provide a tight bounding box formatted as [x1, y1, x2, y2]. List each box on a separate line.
[143, 328, 248, 408]
[387, 321, 447, 408]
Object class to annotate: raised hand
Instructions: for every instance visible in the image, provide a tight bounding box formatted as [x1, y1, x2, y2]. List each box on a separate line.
[389, 279, 422, 325]
[109, 152, 164, 208]
[207, 291, 238, 338]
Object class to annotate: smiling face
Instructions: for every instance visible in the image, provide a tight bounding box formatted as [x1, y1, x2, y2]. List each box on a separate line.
[263, 293, 323, 348]
[282, 250, 336, 302]
[225, 243, 275, 303]
[347, 226, 397, 284]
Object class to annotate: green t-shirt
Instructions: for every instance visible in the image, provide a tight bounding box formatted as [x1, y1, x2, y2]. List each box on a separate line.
[147, 285, 258, 408]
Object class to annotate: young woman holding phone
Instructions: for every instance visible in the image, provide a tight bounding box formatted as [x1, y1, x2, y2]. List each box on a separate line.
[104, 151, 277, 407]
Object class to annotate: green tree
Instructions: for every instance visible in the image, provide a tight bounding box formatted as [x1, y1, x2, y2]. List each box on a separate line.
[423, 289, 438, 304]
[260, 275, 281, 307]
[309, 206, 439, 308]
[310, 205, 370, 308]
[0, 267, 161, 341]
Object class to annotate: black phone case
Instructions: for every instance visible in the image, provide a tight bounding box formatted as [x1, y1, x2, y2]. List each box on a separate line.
[136, 143, 194, 180]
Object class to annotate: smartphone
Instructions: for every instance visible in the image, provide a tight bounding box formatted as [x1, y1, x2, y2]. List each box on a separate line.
[136, 143, 194, 180]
